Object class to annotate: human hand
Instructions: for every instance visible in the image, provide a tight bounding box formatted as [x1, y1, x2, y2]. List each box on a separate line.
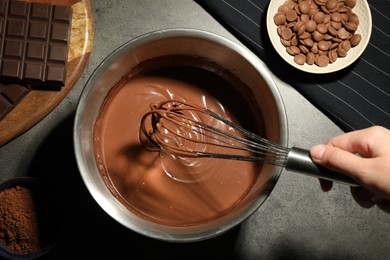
[310, 126, 390, 213]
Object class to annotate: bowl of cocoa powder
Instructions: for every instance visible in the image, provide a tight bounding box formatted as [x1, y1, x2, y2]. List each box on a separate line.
[266, 0, 372, 73]
[0, 177, 61, 259]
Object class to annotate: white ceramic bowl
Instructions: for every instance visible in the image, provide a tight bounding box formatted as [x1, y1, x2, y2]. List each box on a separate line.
[74, 28, 288, 242]
[266, 0, 372, 74]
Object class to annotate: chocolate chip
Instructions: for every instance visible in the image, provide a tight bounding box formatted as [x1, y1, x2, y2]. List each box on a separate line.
[274, 12, 286, 25]
[350, 34, 362, 46]
[294, 53, 306, 65]
[305, 20, 317, 32]
[273, 0, 362, 67]
[345, 0, 356, 8]
[281, 27, 293, 40]
[306, 52, 315, 65]
[316, 54, 330, 67]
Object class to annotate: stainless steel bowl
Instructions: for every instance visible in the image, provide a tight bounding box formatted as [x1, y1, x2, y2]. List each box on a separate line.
[74, 28, 288, 242]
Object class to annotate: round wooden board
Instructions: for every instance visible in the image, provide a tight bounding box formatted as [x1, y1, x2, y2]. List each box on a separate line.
[0, 0, 93, 146]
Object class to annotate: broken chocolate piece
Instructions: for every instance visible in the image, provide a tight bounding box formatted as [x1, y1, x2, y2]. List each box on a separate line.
[0, 83, 29, 120]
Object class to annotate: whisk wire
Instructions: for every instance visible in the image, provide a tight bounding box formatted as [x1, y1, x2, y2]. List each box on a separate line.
[140, 100, 289, 166]
[171, 109, 289, 165]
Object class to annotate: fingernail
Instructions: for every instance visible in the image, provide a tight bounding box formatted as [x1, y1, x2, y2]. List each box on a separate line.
[311, 145, 326, 160]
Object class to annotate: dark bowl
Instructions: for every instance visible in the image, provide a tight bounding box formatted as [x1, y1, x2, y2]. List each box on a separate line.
[0, 177, 61, 260]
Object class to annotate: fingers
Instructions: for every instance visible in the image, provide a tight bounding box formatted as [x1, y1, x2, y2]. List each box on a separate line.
[326, 126, 390, 158]
[311, 138, 390, 198]
[324, 130, 372, 157]
[310, 126, 390, 214]
[310, 144, 367, 180]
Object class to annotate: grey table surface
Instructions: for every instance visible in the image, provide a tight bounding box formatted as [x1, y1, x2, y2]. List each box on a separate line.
[0, 1, 389, 259]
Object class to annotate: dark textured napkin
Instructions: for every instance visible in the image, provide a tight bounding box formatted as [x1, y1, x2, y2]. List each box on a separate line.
[196, 0, 390, 132]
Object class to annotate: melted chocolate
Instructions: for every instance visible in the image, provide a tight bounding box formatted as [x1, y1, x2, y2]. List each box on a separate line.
[93, 57, 266, 226]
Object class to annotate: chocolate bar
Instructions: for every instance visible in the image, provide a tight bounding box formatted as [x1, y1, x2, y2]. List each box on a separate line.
[0, 0, 72, 88]
[0, 83, 29, 119]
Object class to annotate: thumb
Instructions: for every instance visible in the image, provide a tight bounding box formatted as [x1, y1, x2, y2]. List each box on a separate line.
[310, 144, 365, 179]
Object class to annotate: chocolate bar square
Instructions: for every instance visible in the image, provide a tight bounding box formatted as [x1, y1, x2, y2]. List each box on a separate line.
[0, 0, 72, 88]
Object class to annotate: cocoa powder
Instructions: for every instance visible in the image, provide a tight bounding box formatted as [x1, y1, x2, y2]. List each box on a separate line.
[0, 183, 57, 255]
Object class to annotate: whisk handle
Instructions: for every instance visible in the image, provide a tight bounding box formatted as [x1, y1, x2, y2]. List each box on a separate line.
[286, 147, 359, 187]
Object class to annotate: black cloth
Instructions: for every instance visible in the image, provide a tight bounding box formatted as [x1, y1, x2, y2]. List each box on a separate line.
[195, 0, 390, 132]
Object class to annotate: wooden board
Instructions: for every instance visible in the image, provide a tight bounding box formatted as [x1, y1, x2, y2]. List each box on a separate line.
[0, 0, 93, 146]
